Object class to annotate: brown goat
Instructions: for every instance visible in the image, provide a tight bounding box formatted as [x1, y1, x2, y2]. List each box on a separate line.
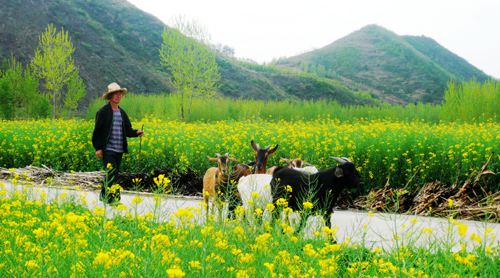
[202, 153, 235, 218]
[266, 157, 310, 175]
[281, 157, 308, 168]
[232, 163, 253, 181]
[251, 140, 279, 174]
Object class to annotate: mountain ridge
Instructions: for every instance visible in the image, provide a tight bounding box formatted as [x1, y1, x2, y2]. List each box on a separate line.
[1, 0, 375, 106]
[275, 24, 490, 103]
[0, 1, 490, 107]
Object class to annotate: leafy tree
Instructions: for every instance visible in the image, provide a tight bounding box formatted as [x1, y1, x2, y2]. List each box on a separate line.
[62, 72, 85, 117]
[0, 57, 49, 119]
[31, 24, 84, 118]
[159, 18, 220, 121]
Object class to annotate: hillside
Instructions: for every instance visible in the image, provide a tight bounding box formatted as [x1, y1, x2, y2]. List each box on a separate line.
[0, 0, 373, 107]
[0, 0, 170, 105]
[402, 35, 489, 81]
[275, 25, 490, 103]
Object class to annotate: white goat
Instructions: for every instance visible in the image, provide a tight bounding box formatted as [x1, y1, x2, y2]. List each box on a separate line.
[237, 174, 273, 211]
[236, 172, 325, 237]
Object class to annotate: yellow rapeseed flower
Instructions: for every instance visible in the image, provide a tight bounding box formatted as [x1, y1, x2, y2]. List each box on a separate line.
[421, 227, 433, 234]
[166, 267, 185, 278]
[251, 191, 260, 199]
[266, 203, 275, 211]
[131, 195, 143, 205]
[276, 198, 288, 207]
[264, 262, 275, 273]
[109, 184, 123, 194]
[188, 260, 201, 270]
[470, 233, 482, 244]
[456, 222, 468, 237]
[303, 201, 314, 210]
[25, 260, 39, 269]
[239, 253, 254, 264]
[255, 233, 272, 247]
[254, 208, 263, 216]
[93, 251, 112, 269]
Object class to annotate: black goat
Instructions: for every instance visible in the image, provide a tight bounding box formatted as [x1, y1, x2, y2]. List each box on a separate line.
[270, 157, 361, 228]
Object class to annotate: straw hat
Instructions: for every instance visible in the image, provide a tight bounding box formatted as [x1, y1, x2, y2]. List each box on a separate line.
[102, 82, 127, 100]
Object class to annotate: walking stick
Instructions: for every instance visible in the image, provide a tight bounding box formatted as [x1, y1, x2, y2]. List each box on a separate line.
[139, 124, 144, 166]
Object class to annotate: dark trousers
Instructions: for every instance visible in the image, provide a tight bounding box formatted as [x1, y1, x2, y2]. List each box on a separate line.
[101, 150, 123, 203]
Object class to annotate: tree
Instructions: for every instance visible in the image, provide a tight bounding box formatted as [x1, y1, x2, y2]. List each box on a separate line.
[0, 57, 49, 119]
[31, 24, 84, 118]
[62, 72, 85, 117]
[159, 18, 220, 121]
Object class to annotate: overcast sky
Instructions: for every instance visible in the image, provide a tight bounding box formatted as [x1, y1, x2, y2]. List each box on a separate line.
[128, 0, 500, 78]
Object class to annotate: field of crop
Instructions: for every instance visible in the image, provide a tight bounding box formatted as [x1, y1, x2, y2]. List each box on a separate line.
[0, 118, 498, 193]
[1, 87, 499, 276]
[0, 182, 498, 277]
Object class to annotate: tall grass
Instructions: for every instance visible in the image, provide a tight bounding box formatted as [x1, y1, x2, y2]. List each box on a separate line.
[86, 93, 443, 122]
[85, 80, 498, 123]
[441, 80, 499, 122]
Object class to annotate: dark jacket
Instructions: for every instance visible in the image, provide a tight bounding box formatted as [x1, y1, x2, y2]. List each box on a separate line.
[92, 103, 138, 153]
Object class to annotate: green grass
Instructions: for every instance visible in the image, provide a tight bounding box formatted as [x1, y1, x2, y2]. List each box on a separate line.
[85, 80, 499, 123]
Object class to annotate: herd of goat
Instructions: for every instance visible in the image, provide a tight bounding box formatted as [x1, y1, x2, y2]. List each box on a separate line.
[203, 140, 361, 228]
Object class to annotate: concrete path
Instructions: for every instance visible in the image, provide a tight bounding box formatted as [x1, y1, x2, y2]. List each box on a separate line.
[1, 180, 498, 251]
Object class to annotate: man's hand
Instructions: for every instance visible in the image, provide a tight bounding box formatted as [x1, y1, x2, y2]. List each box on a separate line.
[137, 130, 144, 136]
[96, 149, 103, 158]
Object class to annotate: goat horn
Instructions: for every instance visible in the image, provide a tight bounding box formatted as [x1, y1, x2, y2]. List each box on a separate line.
[331, 156, 346, 165]
[341, 157, 352, 162]
[251, 140, 260, 151]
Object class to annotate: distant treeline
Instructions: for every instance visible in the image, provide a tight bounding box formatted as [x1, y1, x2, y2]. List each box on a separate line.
[86, 80, 499, 123]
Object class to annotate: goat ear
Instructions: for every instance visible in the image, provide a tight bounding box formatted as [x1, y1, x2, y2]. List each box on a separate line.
[207, 156, 218, 161]
[268, 144, 279, 154]
[229, 157, 238, 162]
[280, 157, 290, 163]
[251, 140, 259, 151]
[334, 167, 344, 178]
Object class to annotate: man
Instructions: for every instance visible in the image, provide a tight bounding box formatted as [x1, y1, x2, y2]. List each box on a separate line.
[92, 82, 144, 204]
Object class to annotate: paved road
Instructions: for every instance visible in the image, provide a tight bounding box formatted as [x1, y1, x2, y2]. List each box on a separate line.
[2, 180, 498, 251]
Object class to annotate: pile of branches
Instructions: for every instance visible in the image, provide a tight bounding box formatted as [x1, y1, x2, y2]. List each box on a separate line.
[426, 154, 499, 221]
[0, 166, 203, 196]
[353, 183, 413, 213]
[355, 153, 499, 222]
[0, 165, 103, 190]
